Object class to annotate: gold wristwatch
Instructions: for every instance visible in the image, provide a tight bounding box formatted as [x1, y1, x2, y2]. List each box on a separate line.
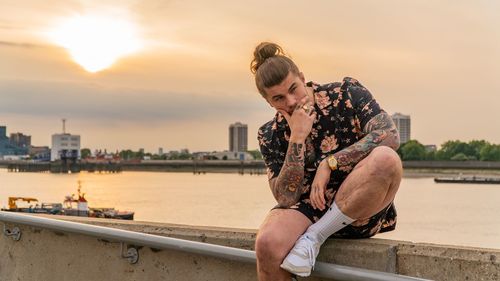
[327, 155, 338, 171]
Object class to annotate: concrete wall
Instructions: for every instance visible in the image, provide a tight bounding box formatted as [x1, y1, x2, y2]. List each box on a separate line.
[1, 215, 499, 281]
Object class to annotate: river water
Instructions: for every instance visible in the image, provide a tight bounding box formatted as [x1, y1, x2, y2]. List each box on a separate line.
[0, 169, 498, 249]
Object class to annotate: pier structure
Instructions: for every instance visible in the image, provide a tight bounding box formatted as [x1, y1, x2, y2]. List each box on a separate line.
[1, 160, 265, 174]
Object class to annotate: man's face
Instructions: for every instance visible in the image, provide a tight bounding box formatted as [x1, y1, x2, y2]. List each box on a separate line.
[264, 71, 307, 115]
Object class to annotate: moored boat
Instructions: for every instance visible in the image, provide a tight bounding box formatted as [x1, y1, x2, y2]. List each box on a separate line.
[2, 181, 134, 220]
[89, 207, 134, 220]
[1, 197, 63, 215]
[434, 175, 500, 184]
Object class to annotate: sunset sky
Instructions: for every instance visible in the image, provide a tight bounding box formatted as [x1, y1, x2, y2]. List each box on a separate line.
[1, 0, 499, 152]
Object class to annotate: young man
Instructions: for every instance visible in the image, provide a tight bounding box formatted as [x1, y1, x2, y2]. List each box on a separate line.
[251, 42, 402, 281]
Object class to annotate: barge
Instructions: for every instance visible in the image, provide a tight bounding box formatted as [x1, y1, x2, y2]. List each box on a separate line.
[1, 181, 134, 220]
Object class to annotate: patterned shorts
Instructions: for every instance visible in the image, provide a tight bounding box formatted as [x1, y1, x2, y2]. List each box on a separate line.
[274, 201, 397, 239]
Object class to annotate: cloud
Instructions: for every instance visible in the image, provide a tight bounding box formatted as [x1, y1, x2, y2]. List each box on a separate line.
[0, 41, 44, 48]
[0, 78, 267, 124]
[0, 24, 17, 30]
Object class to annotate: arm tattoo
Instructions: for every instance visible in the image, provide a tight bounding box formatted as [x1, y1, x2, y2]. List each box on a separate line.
[334, 112, 400, 170]
[269, 142, 305, 208]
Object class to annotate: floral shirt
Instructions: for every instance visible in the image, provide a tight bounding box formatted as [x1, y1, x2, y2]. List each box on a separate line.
[258, 77, 384, 195]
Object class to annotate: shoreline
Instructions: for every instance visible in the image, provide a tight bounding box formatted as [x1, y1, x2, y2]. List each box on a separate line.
[3, 166, 500, 178]
[403, 168, 500, 178]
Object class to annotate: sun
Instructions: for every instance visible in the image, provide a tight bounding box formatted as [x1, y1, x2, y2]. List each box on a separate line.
[48, 15, 143, 73]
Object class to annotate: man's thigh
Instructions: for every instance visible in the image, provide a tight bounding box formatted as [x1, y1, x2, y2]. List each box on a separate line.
[335, 146, 402, 214]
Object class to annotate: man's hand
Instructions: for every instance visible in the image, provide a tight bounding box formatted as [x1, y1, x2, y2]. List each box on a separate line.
[278, 96, 316, 143]
[310, 159, 331, 210]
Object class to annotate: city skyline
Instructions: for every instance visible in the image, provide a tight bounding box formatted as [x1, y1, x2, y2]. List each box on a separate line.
[2, 1, 500, 152]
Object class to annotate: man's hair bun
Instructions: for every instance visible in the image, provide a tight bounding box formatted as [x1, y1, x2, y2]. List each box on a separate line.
[250, 42, 285, 74]
[250, 42, 299, 97]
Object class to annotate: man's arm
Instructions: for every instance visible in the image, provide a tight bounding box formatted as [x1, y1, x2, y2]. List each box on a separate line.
[309, 111, 399, 210]
[269, 142, 306, 208]
[265, 94, 316, 208]
[333, 111, 400, 171]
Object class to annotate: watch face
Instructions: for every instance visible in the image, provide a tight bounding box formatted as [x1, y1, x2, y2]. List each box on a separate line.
[328, 156, 337, 170]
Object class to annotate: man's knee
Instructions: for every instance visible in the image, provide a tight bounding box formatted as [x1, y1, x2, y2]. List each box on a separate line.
[368, 146, 403, 178]
[255, 230, 288, 263]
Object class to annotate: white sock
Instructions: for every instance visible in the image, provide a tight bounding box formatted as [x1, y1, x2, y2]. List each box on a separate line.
[306, 202, 356, 244]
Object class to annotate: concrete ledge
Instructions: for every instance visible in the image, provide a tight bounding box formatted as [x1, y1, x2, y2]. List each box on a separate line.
[318, 239, 400, 273]
[397, 243, 500, 281]
[1, 215, 499, 281]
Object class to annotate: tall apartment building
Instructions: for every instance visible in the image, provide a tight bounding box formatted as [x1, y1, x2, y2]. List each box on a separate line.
[0, 126, 29, 157]
[229, 122, 248, 152]
[391, 113, 411, 144]
[10, 132, 31, 148]
[0, 126, 6, 140]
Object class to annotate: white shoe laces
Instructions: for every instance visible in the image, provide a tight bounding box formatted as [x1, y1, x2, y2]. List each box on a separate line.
[291, 235, 317, 268]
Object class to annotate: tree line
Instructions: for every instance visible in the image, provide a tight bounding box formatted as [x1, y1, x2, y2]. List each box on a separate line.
[398, 140, 500, 161]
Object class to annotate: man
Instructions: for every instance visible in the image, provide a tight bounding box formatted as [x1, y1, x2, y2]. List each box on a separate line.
[251, 42, 402, 280]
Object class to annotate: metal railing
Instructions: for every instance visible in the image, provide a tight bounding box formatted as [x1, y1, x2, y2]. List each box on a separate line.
[0, 211, 432, 281]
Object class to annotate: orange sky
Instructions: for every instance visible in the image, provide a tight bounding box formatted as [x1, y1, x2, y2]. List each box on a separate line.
[1, 1, 499, 152]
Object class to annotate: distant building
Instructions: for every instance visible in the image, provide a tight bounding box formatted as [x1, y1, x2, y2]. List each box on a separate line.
[51, 119, 81, 161]
[192, 151, 211, 160]
[229, 122, 248, 152]
[158, 147, 164, 156]
[10, 132, 31, 148]
[391, 113, 411, 144]
[51, 134, 81, 161]
[29, 146, 51, 161]
[211, 151, 254, 161]
[424, 144, 437, 152]
[2, 155, 29, 160]
[0, 125, 29, 158]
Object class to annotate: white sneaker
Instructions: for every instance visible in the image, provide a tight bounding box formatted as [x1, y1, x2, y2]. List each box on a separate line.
[280, 234, 321, 277]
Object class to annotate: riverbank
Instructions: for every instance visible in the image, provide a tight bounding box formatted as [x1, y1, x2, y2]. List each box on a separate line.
[403, 168, 500, 178]
[2, 159, 500, 175]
